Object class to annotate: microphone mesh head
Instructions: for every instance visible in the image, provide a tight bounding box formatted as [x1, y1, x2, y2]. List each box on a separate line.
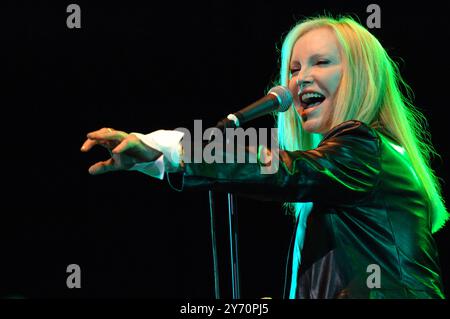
[268, 86, 293, 112]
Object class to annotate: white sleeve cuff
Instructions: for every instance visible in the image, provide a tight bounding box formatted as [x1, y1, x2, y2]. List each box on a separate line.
[129, 154, 165, 180]
[129, 130, 185, 178]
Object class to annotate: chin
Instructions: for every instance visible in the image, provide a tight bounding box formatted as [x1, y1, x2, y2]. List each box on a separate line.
[301, 119, 321, 134]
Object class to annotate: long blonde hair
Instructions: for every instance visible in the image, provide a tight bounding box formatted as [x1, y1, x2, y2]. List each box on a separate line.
[275, 15, 448, 233]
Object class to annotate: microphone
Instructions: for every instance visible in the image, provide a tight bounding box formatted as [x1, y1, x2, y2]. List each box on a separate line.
[215, 85, 293, 130]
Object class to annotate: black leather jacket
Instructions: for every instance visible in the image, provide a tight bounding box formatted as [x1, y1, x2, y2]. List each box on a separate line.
[173, 120, 445, 299]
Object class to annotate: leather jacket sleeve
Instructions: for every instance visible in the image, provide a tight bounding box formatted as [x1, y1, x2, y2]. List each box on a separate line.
[171, 120, 382, 205]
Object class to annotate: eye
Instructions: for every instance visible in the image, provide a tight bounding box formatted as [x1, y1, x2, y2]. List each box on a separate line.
[290, 68, 300, 75]
[316, 60, 329, 65]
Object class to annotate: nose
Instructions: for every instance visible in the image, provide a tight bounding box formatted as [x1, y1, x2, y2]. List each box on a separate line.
[296, 69, 313, 91]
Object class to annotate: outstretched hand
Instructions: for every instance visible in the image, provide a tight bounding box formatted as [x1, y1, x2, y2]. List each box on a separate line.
[81, 127, 162, 175]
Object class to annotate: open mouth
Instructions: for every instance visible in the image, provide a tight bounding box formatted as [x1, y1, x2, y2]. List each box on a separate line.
[300, 92, 326, 109]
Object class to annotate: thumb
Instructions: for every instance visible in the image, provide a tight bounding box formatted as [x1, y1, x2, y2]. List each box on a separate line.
[88, 158, 116, 175]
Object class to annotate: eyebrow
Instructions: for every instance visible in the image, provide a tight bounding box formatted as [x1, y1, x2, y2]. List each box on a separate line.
[290, 53, 331, 67]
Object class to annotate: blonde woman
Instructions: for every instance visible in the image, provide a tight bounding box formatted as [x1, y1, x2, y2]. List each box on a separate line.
[82, 16, 448, 298]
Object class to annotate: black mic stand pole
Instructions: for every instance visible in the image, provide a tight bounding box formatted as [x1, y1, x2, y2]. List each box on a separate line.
[208, 190, 221, 299]
[208, 117, 241, 299]
[227, 192, 240, 299]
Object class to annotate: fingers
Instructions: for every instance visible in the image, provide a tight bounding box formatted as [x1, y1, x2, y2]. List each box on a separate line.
[87, 127, 126, 141]
[111, 134, 139, 154]
[88, 158, 116, 175]
[81, 127, 127, 152]
[86, 127, 113, 140]
[80, 139, 98, 152]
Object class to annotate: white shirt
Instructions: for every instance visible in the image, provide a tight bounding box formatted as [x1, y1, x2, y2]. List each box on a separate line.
[129, 130, 184, 179]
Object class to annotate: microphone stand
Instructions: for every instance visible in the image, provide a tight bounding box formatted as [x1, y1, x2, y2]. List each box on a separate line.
[227, 192, 240, 299]
[208, 118, 241, 299]
[208, 190, 240, 299]
[208, 190, 221, 299]
[206, 86, 291, 298]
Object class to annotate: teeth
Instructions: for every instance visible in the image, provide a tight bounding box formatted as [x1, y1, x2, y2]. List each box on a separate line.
[304, 92, 323, 98]
[301, 92, 324, 103]
[300, 92, 325, 109]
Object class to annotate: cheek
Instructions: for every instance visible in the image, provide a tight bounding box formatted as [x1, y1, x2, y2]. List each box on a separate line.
[288, 78, 299, 105]
[326, 69, 342, 96]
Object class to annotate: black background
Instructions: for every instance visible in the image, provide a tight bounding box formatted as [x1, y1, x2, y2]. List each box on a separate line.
[2, 0, 449, 299]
